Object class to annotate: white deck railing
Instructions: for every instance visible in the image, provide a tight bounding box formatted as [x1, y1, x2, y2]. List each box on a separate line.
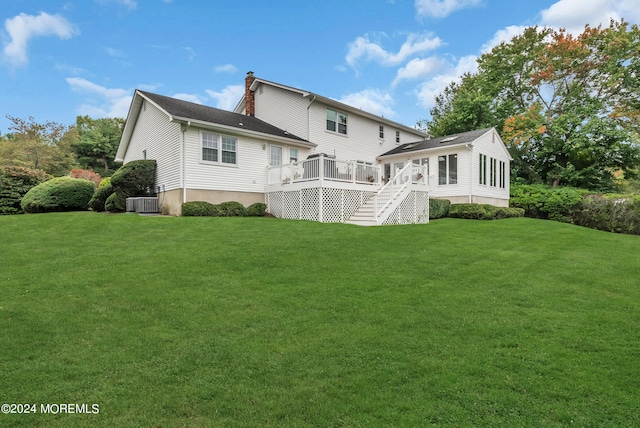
[268, 154, 381, 186]
[374, 163, 427, 222]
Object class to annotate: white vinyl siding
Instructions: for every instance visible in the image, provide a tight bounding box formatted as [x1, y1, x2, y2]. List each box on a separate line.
[124, 100, 181, 191]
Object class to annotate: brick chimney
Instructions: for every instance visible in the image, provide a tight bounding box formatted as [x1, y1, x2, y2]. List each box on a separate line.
[245, 71, 255, 116]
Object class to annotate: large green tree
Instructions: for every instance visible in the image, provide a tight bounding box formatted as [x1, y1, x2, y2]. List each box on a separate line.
[426, 20, 640, 190]
[72, 116, 124, 175]
[0, 115, 78, 176]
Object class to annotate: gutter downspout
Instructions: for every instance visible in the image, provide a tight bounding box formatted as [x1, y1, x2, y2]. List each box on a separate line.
[466, 143, 473, 203]
[306, 95, 316, 142]
[182, 120, 191, 204]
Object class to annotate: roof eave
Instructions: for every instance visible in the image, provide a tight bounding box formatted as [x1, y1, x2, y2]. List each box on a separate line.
[169, 115, 316, 148]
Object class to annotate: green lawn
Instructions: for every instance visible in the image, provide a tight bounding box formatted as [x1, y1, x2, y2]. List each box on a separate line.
[1, 213, 639, 427]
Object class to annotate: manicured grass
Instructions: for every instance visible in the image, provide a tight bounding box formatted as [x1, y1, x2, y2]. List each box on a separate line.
[1, 212, 639, 427]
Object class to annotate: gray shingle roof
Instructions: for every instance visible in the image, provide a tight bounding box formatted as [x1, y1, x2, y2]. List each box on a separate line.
[138, 90, 307, 142]
[379, 128, 493, 157]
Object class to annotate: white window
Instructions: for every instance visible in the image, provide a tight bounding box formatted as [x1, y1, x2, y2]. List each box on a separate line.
[270, 145, 282, 166]
[379, 125, 384, 139]
[395, 130, 400, 144]
[326, 108, 347, 135]
[412, 158, 429, 176]
[490, 157, 497, 187]
[438, 154, 457, 185]
[499, 160, 506, 188]
[479, 153, 487, 185]
[202, 132, 237, 165]
[290, 148, 298, 163]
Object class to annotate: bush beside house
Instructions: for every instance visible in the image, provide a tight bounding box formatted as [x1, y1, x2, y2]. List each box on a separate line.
[182, 201, 266, 217]
[448, 203, 524, 220]
[20, 177, 95, 213]
[93, 160, 156, 212]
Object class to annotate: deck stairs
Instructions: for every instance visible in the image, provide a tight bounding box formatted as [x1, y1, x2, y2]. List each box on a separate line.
[346, 163, 419, 226]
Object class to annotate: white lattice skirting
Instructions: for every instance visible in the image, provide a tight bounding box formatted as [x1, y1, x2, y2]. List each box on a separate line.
[382, 190, 430, 225]
[267, 187, 377, 223]
[267, 187, 429, 225]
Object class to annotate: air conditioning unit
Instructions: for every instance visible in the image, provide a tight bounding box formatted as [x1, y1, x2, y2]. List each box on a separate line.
[126, 197, 159, 214]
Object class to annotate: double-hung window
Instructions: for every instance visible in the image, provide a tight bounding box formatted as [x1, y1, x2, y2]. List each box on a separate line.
[202, 132, 237, 165]
[326, 108, 347, 135]
[270, 145, 282, 166]
[379, 125, 384, 139]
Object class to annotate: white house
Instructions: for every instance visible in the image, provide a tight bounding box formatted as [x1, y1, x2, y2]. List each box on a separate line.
[116, 72, 511, 224]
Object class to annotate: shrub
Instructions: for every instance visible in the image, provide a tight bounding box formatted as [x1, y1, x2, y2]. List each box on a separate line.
[98, 176, 111, 189]
[448, 203, 524, 220]
[104, 191, 126, 212]
[69, 169, 102, 188]
[246, 202, 267, 217]
[110, 160, 156, 198]
[182, 201, 220, 217]
[429, 198, 450, 219]
[21, 177, 95, 213]
[510, 184, 585, 223]
[0, 166, 51, 214]
[88, 184, 115, 212]
[573, 194, 640, 235]
[218, 201, 247, 217]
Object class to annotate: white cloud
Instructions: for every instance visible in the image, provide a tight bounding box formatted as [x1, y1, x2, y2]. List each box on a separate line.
[392, 56, 447, 87]
[95, 0, 138, 10]
[539, 0, 640, 35]
[481, 25, 527, 53]
[2, 12, 78, 67]
[66, 77, 132, 118]
[184, 47, 196, 61]
[172, 93, 203, 104]
[346, 32, 443, 69]
[105, 47, 124, 58]
[214, 64, 238, 73]
[205, 85, 244, 110]
[338, 89, 396, 118]
[415, 55, 478, 111]
[415, 0, 483, 19]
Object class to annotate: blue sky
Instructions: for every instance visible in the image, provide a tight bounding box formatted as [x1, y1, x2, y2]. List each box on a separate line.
[1, 0, 639, 135]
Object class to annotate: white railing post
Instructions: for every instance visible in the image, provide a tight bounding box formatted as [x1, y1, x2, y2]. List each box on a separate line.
[318, 154, 324, 182]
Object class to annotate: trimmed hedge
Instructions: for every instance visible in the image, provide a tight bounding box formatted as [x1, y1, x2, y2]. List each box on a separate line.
[448, 203, 524, 220]
[510, 184, 586, 223]
[429, 198, 450, 219]
[182, 201, 220, 217]
[247, 202, 267, 217]
[219, 201, 247, 217]
[106, 160, 156, 212]
[0, 166, 51, 214]
[573, 195, 640, 235]
[88, 183, 115, 212]
[181, 201, 267, 217]
[21, 177, 95, 213]
[104, 191, 126, 212]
